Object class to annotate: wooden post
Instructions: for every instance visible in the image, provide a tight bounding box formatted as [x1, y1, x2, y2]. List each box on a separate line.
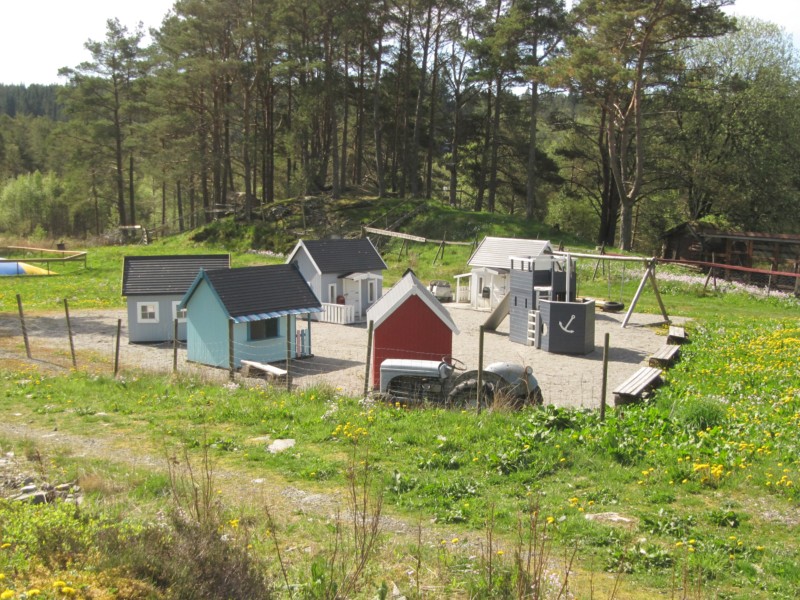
[600, 333, 609, 421]
[64, 298, 77, 368]
[285, 316, 292, 391]
[114, 319, 122, 376]
[16, 294, 31, 359]
[173, 318, 179, 373]
[766, 264, 775, 296]
[306, 313, 312, 356]
[477, 325, 485, 413]
[363, 320, 374, 398]
[228, 319, 235, 381]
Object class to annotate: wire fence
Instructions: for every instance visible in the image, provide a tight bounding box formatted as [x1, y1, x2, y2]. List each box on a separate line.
[657, 258, 800, 298]
[0, 296, 661, 411]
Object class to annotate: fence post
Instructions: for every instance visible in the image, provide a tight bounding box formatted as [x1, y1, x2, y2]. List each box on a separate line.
[600, 333, 609, 421]
[16, 294, 31, 359]
[228, 319, 235, 381]
[114, 319, 122, 376]
[173, 318, 179, 373]
[285, 315, 292, 391]
[363, 320, 374, 398]
[64, 298, 77, 368]
[477, 325, 485, 413]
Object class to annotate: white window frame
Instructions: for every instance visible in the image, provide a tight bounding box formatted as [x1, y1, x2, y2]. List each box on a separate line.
[172, 301, 187, 323]
[328, 283, 337, 303]
[367, 279, 376, 304]
[137, 301, 159, 324]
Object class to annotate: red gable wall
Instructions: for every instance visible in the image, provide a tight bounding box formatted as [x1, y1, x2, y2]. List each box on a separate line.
[371, 294, 454, 388]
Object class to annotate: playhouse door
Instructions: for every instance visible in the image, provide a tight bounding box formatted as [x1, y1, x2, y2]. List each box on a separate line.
[343, 278, 362, 320]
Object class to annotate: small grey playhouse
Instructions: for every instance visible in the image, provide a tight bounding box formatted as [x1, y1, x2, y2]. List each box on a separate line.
[121, 254, 230, 343]
[456, 237, 554, 309]
[286, 238, 387, 324]
[507, 253, 595, 355]
[179, 264, 322, 370]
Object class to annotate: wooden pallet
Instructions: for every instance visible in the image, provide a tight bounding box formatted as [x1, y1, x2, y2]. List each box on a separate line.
[648, 344, 681, 368]
[613, 366, 663, 405]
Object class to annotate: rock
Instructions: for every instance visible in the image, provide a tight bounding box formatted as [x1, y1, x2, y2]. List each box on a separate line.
[20, 484, 37, 493]
[268, 439, 296, 454]
[585, 512, 638, 529]
[13, 490, 53, 504]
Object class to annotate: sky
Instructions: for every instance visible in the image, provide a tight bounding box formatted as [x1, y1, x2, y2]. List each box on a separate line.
[0, 0, 798, 86]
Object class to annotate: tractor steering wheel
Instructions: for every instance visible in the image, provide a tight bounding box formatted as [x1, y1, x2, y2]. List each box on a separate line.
[444, 356, 466, 371]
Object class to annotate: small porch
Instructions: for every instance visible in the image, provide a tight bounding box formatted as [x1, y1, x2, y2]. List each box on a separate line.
[455, 268, 508, 310]
[318, 271, 381, 324]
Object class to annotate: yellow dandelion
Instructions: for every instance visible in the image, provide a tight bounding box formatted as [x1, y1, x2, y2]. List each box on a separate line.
[0, 544, 10, 549]
[0, 590, 14, 600]
[497, 550, 504, 556]
[27, 590, 42, 597]
[546, 516, 555, 524]
[60, 587, 77, 596]
[52, 582, 66, 589]
[451, 538, 459, 544]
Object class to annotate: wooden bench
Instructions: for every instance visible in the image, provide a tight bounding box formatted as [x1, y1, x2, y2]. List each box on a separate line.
[667, 325, 688, 345]
[613, 366, 663, 406]
[240, 360, 287, 379]
[648, 344, 681, 368]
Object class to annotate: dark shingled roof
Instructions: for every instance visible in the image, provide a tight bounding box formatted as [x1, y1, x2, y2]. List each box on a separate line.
[122, 254, 230, 296]
[193, 264, 322, 321]
[300, 239, 387, 274]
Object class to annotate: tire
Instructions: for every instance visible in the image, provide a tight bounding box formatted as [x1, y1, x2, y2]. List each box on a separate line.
[446, 379, 494, 409]
[601, 300, 624, 313]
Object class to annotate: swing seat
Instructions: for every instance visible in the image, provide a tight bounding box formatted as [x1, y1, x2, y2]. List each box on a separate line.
[600, 300, 625, 312]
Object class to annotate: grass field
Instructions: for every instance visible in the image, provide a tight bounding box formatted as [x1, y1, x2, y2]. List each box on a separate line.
[1, 205, 799, 599]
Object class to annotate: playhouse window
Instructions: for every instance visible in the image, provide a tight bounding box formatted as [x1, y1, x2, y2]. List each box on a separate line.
[368, 280, 376, 303]
[172, 301, 187, 323]
[250, 318, 279, 340]
[137, 302, 159, 323]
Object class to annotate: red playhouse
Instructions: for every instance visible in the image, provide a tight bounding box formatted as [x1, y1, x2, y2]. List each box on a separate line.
[365, 270, 460, 389]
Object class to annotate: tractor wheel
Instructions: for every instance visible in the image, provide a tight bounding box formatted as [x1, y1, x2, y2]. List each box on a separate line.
[447, 378, 495, 409]
[529, 386, 544, 406]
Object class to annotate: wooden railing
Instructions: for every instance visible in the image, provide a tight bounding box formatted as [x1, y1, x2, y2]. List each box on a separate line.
[319, 302, 356, 325]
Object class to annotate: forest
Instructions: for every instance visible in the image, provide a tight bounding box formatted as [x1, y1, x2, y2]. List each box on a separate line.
[0, 0, 798, 252]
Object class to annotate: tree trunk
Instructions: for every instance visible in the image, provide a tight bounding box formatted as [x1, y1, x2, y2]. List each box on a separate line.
[526, 80, 539, 220]
[128, 153, 136, 226]
[373, 14, 386, 198]
[177, 180, 185, 232]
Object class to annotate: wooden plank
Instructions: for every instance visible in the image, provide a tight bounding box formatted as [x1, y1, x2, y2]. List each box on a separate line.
[240, 360, 288, 378]
[667, 326, 687, 344]
[649, 344, 681, 368]
[362, 227, 426, 242]
[613, 366, 662, 405]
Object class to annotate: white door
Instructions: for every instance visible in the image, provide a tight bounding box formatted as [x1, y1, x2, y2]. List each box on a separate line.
[343, 278, 362, 319]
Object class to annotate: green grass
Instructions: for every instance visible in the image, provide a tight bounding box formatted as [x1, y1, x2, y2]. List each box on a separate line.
[1, 317, 799, 597]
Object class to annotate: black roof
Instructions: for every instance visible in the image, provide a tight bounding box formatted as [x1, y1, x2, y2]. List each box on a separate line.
[198, 264, 321, 320]
[301, 238, 387, 273]
[122, 254, 230, 296]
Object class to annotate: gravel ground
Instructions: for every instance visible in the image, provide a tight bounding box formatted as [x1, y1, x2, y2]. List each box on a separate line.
[1, 303, 683, 408]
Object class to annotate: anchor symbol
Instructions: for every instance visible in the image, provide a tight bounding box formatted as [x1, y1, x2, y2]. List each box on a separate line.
[559, 314, 576, 333]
